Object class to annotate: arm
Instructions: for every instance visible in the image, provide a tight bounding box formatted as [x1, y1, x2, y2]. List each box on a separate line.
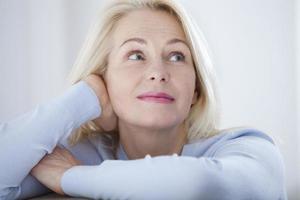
[61, 133, 287, 200]
[0, 81, 101, 199]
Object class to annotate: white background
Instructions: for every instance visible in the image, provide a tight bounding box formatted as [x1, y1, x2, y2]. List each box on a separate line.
[0, 0, 299, 199]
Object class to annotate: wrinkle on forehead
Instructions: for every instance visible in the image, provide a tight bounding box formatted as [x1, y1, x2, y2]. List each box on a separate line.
[111, 9, 187, 46]
[106, 9, 194, 64]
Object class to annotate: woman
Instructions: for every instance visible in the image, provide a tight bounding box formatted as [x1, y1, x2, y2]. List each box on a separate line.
[0, 0, 287, 199]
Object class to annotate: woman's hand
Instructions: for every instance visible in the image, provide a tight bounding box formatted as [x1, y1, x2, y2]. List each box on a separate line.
[30, 146, 81, 195]
[83, 74, 118, 131]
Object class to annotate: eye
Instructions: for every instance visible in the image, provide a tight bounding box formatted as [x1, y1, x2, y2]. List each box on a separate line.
[169, 52, 185, 62]
[128, 51, 145, 61]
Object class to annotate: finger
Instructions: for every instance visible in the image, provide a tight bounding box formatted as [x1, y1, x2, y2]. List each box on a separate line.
[51, 147, 73, 163]
[58, 148, 76, 161]
[54, 146, 81, 165]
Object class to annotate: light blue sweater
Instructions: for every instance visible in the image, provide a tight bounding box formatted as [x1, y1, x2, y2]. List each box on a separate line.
[0, 81, 287, 200]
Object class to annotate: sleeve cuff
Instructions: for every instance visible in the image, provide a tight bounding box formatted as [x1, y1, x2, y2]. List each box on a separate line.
[60, 165, 99, 197]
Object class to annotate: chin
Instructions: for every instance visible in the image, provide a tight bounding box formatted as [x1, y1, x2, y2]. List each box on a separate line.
[136, 117, 181, 130]
[118, 109, 183, 129]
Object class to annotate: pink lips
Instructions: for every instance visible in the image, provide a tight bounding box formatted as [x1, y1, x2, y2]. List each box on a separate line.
[137, 92, 175, 104]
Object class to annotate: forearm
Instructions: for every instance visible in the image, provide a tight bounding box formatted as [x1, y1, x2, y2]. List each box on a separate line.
[61, 156, 205, 200]
[61, 137, 286, 200]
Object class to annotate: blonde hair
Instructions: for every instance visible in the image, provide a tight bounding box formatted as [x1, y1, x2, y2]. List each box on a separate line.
[66, 0, 225, 158]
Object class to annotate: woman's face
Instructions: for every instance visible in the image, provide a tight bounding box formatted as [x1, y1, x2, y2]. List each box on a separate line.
[104, 9, 197, 130]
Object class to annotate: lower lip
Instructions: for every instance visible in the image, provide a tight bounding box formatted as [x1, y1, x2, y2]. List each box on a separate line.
[137, 97, 174, 104]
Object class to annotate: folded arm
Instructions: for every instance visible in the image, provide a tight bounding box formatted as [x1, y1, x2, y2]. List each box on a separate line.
[61, 134, 286, 200]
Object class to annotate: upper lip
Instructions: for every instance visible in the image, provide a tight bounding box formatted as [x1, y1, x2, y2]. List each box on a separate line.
[137, 92, 175, 101]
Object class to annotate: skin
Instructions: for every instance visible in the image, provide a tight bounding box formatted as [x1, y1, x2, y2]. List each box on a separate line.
[31, 9, 197, 195]
[104, 9, 197, 160]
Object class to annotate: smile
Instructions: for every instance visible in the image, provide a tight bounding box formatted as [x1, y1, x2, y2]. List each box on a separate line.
[137, 92, 175, 104]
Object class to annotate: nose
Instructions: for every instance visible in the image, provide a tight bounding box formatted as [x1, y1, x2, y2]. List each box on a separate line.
[147, 64, 170, 83]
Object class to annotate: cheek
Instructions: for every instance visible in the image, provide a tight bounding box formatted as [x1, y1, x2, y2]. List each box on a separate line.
[175, 71, 196, 111]
[105, 69, 138, 116]
[178, 69, 196, 96]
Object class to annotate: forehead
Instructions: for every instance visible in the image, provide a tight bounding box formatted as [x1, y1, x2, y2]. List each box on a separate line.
[112, 9, 187, 44]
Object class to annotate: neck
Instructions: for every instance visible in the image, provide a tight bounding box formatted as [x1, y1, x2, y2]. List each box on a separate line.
[118, 121, 188, 160]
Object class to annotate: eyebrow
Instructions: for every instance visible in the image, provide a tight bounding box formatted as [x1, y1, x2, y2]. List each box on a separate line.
[119, 37, 190, 49]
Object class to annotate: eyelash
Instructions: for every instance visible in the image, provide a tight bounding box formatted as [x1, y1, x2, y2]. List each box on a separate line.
[126, 50, 186, 62]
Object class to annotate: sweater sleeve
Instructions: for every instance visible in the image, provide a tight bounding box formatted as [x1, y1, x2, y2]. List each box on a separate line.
[61, 132, 287, 200]
[0, 81, 101, 200]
